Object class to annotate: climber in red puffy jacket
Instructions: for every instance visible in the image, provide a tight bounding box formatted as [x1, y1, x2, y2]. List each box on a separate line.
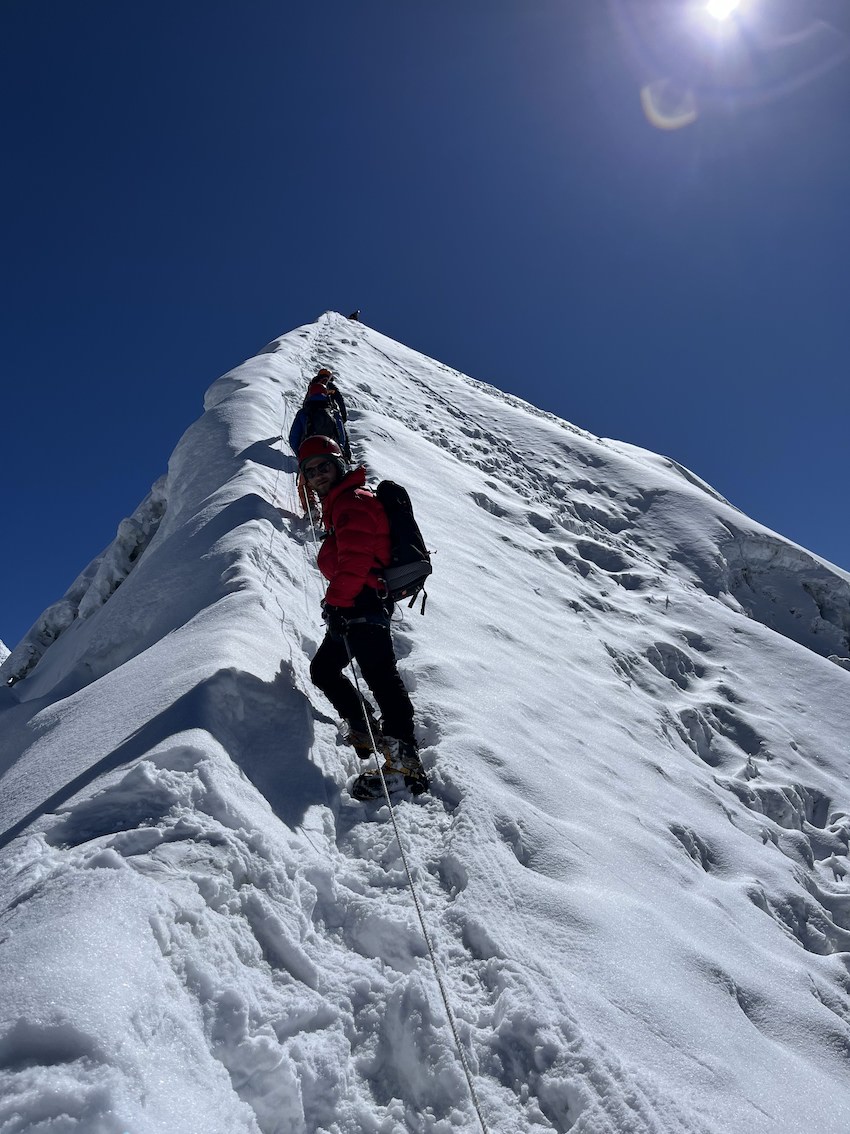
[317, 468, 390, 608]
[299, 436, 422, 778]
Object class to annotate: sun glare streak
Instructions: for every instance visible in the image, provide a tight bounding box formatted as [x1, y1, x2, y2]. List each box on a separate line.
[706, 0, 740, 20]
[608, 0, 850, 131]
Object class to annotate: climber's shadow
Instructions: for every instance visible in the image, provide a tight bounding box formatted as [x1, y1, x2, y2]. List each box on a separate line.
[240, 438, 297, 474]
[0, 663, 339, 853]
[204, 662, 340, 828]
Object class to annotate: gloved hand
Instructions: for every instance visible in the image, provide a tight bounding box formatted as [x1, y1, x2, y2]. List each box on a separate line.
[322, 602, 350, 638]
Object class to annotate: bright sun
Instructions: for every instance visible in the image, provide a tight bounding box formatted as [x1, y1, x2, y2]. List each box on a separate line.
[705, 0, 740, 19]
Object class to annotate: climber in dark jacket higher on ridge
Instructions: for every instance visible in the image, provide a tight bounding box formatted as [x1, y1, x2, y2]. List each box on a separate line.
[288, 372, 350, 462]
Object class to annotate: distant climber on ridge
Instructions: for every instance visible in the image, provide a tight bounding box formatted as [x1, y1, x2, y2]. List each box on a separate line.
[289, 370, 351, 512]
[297, 435, 425, 792]
[289, 370, 350, 461]
[314, 368, 348, 424]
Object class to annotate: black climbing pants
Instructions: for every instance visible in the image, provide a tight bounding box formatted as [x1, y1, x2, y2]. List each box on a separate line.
[310, 623, 415, 742]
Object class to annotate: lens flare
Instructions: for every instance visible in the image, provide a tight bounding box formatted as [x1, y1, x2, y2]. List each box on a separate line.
[640, 79, 698, 130]
[609, 0, 850, 131]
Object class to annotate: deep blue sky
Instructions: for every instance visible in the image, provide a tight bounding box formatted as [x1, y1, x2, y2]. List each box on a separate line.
[3, 0, 849, 649]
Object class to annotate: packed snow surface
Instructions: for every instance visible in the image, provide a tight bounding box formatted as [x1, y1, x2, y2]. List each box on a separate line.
[2, 313, 850, 1134]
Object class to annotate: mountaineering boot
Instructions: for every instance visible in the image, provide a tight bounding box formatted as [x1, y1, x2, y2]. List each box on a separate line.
[384, 737, 428, 795]
[345, 709, 386, 760]
[350, 737, 429, 801]
[382, 737, 423, 778]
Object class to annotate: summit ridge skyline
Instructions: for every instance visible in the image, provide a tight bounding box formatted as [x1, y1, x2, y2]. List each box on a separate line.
[1, 314, 849, 1132]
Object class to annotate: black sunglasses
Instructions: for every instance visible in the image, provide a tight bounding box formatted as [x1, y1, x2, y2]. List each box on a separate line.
[303, 460, 336, 481]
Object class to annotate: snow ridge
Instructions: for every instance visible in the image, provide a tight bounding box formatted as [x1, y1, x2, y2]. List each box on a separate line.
[2, 313, 850, 1133]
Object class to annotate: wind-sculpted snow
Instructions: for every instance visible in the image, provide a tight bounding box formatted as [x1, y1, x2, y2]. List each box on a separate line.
[1, 313, 850, 1133]
[721, 526, 850, 658]
[0, 476, 168, 690]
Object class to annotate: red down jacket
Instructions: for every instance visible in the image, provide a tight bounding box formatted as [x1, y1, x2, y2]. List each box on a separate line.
[318, 467, 391, 608]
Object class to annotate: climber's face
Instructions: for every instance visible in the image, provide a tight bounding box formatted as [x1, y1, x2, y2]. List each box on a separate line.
[303, 458, 340, 498]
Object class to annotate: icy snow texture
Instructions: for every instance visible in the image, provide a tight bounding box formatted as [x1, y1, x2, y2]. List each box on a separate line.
[0, 640, 9, 666]
[1, 476, 167, 687]
[1, 312, 850, 1133]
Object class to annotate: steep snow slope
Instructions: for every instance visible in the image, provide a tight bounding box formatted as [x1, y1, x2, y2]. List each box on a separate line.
[0, 641, 8, 666]
[2, 312, 850, 1134]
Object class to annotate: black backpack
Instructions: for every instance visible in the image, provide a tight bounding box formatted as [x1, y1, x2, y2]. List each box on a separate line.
[375, 481, 432, 611]
[304, 400, 341, 441]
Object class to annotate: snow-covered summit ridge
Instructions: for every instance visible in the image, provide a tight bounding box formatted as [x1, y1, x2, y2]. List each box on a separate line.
[3, 313, 848, 691]
[1, 312, 850, 1134]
